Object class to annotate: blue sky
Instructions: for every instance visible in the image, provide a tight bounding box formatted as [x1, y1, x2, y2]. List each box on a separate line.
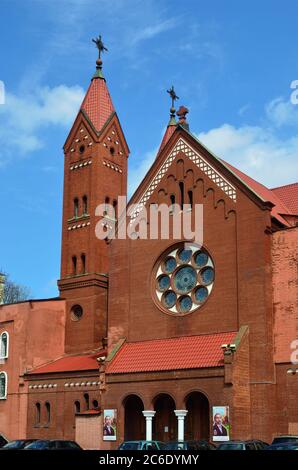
[1, 0, 298, 298]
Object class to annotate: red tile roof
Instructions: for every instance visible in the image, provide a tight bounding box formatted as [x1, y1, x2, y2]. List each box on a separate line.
[106, 332, 236, 374]
[157, 124, 177, 158]
[27, 354, 101, 375]
[222, 160, 293, 225]
[81, 77, 114, 132]
[271, 183, 298, 215]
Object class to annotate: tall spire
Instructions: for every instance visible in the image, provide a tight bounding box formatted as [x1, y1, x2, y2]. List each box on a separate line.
[156, 86, 178, 158]
[79, 35, 115, 133]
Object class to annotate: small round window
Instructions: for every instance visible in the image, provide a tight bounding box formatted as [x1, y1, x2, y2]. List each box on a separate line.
[71, 304, 83, 321]
[153, 243, 215, 315]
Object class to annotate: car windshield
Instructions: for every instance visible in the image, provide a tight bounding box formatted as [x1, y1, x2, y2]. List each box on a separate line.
[119, 442, 140, 450]
[273, 437, 298, 444]
[25, 440, 49, 449]
[3, 440, 25, 449]
[218, 443, 244, 450]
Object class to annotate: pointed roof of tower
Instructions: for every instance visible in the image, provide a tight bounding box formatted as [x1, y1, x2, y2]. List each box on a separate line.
[80, 35, 115, 133]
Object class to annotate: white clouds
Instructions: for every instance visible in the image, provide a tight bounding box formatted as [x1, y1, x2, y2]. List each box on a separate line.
[130, 18, 177, 46]
[198, 123, 298, 188]
[265, 96, 298, 127]
[0, 84, 84, 161]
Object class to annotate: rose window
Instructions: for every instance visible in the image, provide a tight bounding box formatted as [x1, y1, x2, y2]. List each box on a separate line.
[154, 244, 215, 314]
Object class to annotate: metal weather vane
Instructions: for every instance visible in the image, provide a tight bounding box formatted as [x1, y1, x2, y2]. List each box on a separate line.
[92, 35, 108, 60]
[167, 85, 179, 109]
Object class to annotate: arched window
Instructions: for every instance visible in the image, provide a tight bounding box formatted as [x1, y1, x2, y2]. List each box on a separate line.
[73, 198, 79, 218]
[170, 194, 175, 213]
[74, 401, 81, 415]
[45, 402, 51, 425]
[104, 197, 110, 217]
[81, 254, 86, 274]
[72, 256, 77, 275]
[179, 182, 184, 209]
[35, 402, 41, 425]
[82, 195, 88, 215]
[84, 393, 90, 410]
[188, 190, 193, 209]
[81, 253, 86, 274]
[92, 399, 99, 409]
[0, 372, 7, 399]
[0, 332, 9, 359]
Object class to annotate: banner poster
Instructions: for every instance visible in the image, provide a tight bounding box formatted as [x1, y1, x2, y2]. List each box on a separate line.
[212, 406, 230, 441]
[103, 409, 117, 441]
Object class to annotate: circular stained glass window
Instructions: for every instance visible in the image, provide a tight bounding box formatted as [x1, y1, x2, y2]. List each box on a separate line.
[163, 256, 177, 274]
[178, 295, 193, 313]
[153, 243, 215, 315]
[174, 266, 197, 294]
[178, 248, 192, 263]
[200, 267, 215, 285]
[194, 286, 208, 303]
[157, 274, 170, 292]
[193, 251, 208, 268]
[162, 290, 177, 308]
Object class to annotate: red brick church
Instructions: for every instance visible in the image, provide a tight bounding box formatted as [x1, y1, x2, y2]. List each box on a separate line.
[0, 40, 297, 449]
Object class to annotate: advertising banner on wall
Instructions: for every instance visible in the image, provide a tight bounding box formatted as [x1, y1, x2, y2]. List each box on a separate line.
[103, 409, 117, 441]
[212, 406, 230, 441]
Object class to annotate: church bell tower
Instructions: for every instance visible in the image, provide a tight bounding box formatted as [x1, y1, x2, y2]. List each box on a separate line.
[58, 36, 129, 354]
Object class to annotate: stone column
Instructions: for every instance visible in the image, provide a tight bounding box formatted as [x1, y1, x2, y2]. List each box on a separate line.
[142, 410, 156, 441]
[174, 410, 188, 441]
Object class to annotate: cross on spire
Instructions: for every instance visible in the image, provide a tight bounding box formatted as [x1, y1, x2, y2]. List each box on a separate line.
[92, 34, 108, 79]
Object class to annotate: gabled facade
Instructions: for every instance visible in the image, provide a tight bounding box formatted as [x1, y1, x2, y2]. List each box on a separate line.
[0, 46, 297, 448]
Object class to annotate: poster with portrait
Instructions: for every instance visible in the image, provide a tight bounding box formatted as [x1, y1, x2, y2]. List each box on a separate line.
[212, 406, 230, 441]
[103, 409, 117, 441]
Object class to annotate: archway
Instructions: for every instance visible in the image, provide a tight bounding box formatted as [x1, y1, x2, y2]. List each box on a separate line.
[184, 391, 210, 440]
[153, 394, 176, 442]
[123, 395, 145, 440]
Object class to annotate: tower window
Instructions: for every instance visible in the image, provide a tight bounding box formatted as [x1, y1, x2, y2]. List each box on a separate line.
[35, 402, 41, 425]
[74, 401, 81, 415]
[82, 196, 88, 215]
[45, 402, 51, 425]
[110, 146, 115, 156]
[104, 197, 110, 216]
[70, 304, 83, 322]
[84, 393, 90, 411]
[81, 254, 86, 274]
[92, 399, 99, 409]
[0, 332, 9, 359]
[0, 371, 7, 399]
[72, 256, 77, 275]
[74, 198, 79, 218]
[79, 145, 85, 154]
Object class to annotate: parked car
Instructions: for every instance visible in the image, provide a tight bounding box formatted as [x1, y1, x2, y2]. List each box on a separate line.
[24, 440, 82, 450]
[271, 435, 298, 445]
[217, 440, 267, 450]
[163, 440, 217, 450]
[266, 442, 298, 450]
[0, 434, 8, 448]
[118, 441, 165, 450]
[1, 439, 37, 450]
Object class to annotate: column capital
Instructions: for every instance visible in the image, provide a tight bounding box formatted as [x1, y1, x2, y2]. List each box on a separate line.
[174, 409, 188, 418]
[142, 410, 156, 419]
